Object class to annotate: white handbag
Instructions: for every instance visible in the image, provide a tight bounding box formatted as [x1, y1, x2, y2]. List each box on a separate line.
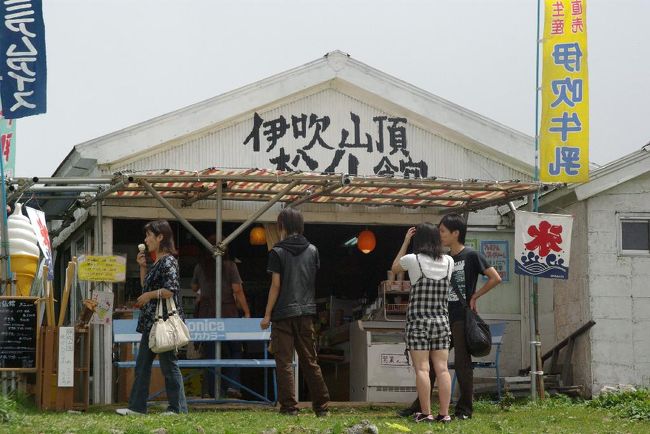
[149, 296, 190, 353]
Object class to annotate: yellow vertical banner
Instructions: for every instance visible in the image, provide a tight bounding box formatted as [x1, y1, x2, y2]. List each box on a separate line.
[540, 0, 589, 182]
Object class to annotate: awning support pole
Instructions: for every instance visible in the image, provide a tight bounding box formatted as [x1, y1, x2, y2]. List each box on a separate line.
[215, 180, 223, 397]
[138, 179, 215, 254]
[218, 180, 299, 251]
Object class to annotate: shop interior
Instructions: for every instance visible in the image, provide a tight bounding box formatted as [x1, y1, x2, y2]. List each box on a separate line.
[111, 218, 409, 400]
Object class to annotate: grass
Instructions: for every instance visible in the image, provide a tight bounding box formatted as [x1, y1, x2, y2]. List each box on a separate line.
[1, 394, 649, 434]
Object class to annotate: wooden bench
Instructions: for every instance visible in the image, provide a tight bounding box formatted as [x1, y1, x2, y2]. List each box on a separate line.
[113, 318, 277, 404]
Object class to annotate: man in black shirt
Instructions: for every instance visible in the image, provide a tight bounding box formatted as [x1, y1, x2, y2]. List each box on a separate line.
[260, 208, 330, 417]
[399, 213, 502, 419]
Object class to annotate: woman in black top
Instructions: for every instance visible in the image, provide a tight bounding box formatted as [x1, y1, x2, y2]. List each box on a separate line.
[116, 220, 187, 415]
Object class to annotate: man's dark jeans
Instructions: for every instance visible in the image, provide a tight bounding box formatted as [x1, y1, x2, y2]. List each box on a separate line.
[271, 316, 329, 413]
[128, 332, 188, 414]
[405, 320, 474, 416]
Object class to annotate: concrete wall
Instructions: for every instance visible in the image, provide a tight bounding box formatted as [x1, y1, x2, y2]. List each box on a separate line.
[552, 201, 593, 395]
[586, 172, 650, 395]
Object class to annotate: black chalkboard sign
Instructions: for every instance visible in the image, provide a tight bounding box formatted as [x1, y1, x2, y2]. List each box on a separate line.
[0, 296, 39, 371]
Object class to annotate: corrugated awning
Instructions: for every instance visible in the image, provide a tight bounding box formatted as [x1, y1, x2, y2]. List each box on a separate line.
[108, 168, 548, 212]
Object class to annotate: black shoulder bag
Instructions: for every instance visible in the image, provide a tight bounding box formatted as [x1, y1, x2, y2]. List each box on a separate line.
[452, 286, 492, 357]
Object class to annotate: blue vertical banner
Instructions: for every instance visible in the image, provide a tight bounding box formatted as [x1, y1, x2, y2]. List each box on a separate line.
[0, 0, 47, 119]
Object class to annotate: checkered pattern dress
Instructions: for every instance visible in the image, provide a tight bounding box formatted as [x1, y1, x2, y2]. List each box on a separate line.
[405, 254, 451, 351]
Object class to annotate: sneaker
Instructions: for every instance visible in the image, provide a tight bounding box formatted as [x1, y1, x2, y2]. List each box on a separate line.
[160, 411, 178, 416]
[397, 406, 417, 417]
[115, 408, 144, 416]
[279, 407, 299, 416]
[315, 409, 329, 417]
[435, 414, 452, 423]
[414, 413, 434, 423]
[454, 413, 472, 420]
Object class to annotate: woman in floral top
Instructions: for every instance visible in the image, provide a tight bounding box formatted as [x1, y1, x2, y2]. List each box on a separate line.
[116, 220, 188, 416]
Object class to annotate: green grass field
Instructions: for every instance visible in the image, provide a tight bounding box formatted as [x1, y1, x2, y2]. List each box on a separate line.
[1, 394, 649, 433]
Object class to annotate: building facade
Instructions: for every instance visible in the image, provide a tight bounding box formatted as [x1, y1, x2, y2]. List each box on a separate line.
[47, 51, 552, 403]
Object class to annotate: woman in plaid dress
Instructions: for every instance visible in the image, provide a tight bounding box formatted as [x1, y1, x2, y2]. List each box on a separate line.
[392, 223, 453, 423]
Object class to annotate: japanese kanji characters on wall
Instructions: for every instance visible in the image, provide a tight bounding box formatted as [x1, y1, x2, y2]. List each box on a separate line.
[242, 111, 429, 178]
[540, 0, 589, 182]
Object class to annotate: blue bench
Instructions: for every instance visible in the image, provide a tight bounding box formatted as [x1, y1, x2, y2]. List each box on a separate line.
[113, 318, 277, 404]
[450, 322, 507, 401]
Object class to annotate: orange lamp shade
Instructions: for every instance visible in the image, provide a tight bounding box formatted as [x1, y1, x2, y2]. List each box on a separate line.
[250, 226, 267, 246]
[357, 229, 376, 254]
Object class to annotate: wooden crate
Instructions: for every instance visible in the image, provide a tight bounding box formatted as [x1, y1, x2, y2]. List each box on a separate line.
[35, 326, 91, 411]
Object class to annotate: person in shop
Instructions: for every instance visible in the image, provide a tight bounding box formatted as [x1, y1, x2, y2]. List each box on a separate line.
[116, 220, 188, 416]
[191, 235, 251, 399]
[398, 213, 502, 420]
[260, 207, 330, 417]
[392, 223, 454, 424]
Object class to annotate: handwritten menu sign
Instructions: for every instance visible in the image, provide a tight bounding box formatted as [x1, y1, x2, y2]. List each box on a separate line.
[57, 327, 74, 387]
[0, 297, 38, 371]
[78, 255, 126, 282]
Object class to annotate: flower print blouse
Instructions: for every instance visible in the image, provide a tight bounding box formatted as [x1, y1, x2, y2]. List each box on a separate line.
[136, 255, 185, 334]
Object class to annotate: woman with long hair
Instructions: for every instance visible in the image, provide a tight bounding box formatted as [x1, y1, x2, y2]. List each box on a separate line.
[392, 223, 453, 423]
[116, 220, 188, 415]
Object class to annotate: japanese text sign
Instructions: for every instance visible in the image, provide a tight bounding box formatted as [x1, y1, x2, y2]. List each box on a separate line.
[480, 240, 509, 282]
[57, 327, 74, 387]
[0, 0, 47, 119]
[242, 111, 429, 178]
[78, 255, 126, 282]
[514, 211, 573, 279]
[540, 0, 589, 182]
[0, 109, 16, 177]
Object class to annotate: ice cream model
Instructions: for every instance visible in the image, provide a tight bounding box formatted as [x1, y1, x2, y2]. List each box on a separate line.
[4, 203, 40, 295]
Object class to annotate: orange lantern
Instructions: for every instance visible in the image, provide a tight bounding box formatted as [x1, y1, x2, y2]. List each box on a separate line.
[250, 226, 267, 246]
[357, 229, 376, 254]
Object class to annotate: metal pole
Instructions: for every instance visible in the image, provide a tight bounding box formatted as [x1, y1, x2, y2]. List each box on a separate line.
[0, 141, 7, 395]
[138, 180, 214, 253]
[530, 0, 543, 402]
[0, 149, 11, 295]
[92, 201, 103, 404]
[215, 182, 223, 398]
[219, 180, 299, 249]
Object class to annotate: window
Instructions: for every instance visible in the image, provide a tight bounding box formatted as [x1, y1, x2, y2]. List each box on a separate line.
[619, 214, 650, 254]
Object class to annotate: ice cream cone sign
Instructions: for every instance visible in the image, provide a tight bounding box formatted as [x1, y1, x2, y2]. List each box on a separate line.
[4, 203, 40, 296]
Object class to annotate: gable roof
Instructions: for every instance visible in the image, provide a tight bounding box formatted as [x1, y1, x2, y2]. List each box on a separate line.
[55, 50, 535, 177]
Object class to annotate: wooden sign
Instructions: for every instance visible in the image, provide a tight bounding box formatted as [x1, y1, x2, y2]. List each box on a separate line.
[77, 255, 126, 282]
[0, 296, 39, 372]
[57, 327, 74, 387]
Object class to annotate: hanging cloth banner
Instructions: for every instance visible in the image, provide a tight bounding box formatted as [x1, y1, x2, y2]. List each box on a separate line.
[540, 0, 589, 182]
[0, 0, 47, 119]
[514, 210, 573, 280]
[25, 205, 53, 280]
[0, 109, 16, 178]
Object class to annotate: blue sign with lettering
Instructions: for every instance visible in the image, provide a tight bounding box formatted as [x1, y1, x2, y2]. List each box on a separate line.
[0, 0, 47, 119]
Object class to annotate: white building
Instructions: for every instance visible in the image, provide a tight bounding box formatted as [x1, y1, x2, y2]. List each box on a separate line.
[41, 51, 552, 403]
[541, 144, 650, 396]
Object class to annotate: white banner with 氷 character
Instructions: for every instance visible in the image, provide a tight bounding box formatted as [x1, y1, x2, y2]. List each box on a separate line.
[514, 211, 573, 280]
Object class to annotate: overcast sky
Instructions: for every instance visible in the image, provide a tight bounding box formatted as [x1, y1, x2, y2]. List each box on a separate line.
[13, 0, 650, 176]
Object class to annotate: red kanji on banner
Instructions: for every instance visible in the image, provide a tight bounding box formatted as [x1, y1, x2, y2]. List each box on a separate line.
[1, 133, 12, 161]
[524, 220, 563, 257]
